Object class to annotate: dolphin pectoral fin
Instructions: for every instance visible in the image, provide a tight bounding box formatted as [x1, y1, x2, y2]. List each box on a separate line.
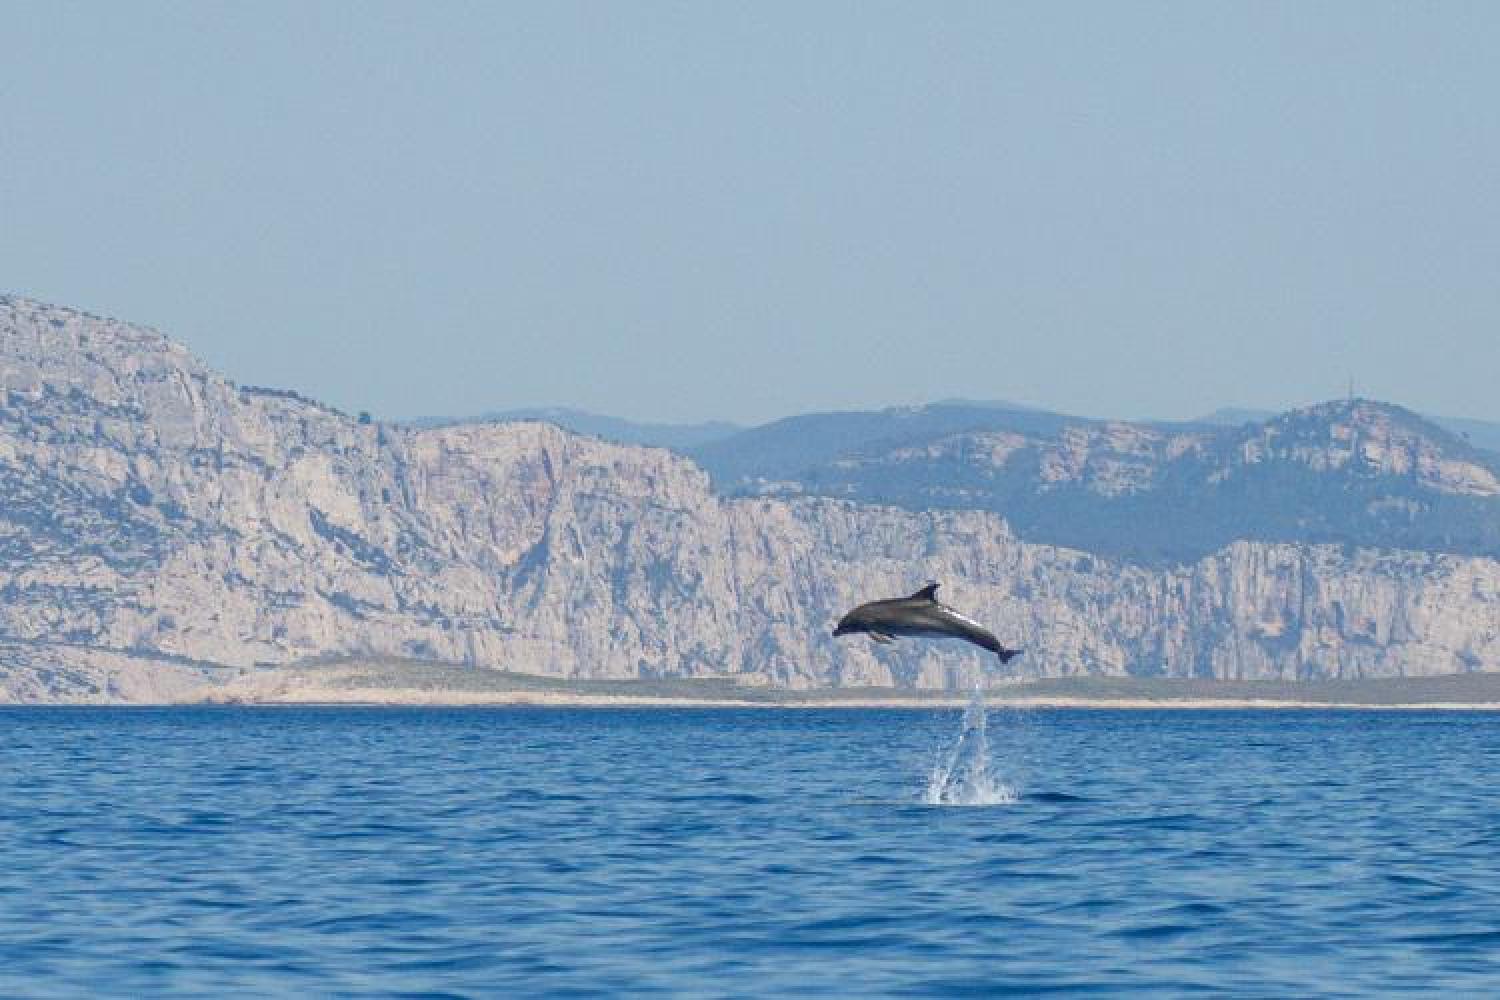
[995, 647, 1022, 664]
[869, 631, 896, 645]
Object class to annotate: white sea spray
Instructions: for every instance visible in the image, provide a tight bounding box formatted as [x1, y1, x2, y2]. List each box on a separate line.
[923, 681, 1018, 806]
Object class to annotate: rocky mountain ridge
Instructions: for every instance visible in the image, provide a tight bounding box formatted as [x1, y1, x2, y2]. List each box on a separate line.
[688, 399, 1500, 565]
[407, 406, 742, 451]
[1198, 406, 1500, 453]
[1, 294, 1498, 698]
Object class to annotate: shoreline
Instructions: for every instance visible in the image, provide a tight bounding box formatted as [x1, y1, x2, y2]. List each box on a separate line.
[194, 689, 1500, 710]
[10, 654, 1500, 709]
[12, 693, 1500, 710]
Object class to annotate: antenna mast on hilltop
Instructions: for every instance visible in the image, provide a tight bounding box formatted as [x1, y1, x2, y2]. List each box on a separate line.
[1347, 376, 1355, 402]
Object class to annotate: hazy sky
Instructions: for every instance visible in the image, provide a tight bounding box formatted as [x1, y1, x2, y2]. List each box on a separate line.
[4, 2, 1498, 425]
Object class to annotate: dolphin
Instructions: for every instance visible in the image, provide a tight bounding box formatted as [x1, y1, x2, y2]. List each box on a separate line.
[833, 583, 1021, 662]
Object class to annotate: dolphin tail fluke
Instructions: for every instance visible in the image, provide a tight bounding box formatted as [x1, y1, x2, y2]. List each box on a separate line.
[970, 629, 1016, 660]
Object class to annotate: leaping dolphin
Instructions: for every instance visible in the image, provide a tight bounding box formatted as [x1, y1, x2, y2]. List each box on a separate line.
[833, 583, 1021, 662]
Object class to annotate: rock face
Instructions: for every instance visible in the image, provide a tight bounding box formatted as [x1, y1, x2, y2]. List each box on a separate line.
[2, 294, 1499, 693]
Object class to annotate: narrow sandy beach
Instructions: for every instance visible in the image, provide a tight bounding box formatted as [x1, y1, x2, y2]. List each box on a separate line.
[202, 687, 1500, 711]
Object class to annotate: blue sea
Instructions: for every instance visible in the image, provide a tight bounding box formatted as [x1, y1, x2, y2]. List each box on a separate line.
[3, 706, 1499, 997]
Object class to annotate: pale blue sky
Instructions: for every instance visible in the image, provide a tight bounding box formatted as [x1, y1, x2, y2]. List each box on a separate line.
[3, 2, 1497, 424]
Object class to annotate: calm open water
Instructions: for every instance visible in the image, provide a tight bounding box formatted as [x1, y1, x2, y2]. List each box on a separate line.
[3, 706, 1499, 997]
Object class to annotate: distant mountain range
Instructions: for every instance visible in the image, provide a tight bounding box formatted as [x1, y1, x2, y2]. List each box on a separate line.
[686, 400, 1500, 565]
[421, 400, 1500, 463]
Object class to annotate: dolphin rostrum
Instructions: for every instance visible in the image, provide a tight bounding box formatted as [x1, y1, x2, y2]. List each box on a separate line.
[833, 583, 1021, 662]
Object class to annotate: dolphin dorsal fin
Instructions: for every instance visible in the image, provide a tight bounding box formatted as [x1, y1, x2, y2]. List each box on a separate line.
[909, 583, 940, 602]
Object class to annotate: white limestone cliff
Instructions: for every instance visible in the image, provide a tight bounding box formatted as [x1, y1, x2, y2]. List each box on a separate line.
[1, 295, 1498, 697]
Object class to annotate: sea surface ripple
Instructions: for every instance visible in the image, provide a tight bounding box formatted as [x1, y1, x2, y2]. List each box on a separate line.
[3, 706, 1499, 996]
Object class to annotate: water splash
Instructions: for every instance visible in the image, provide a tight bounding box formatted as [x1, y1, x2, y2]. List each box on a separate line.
[923, 682, 1018, 806]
